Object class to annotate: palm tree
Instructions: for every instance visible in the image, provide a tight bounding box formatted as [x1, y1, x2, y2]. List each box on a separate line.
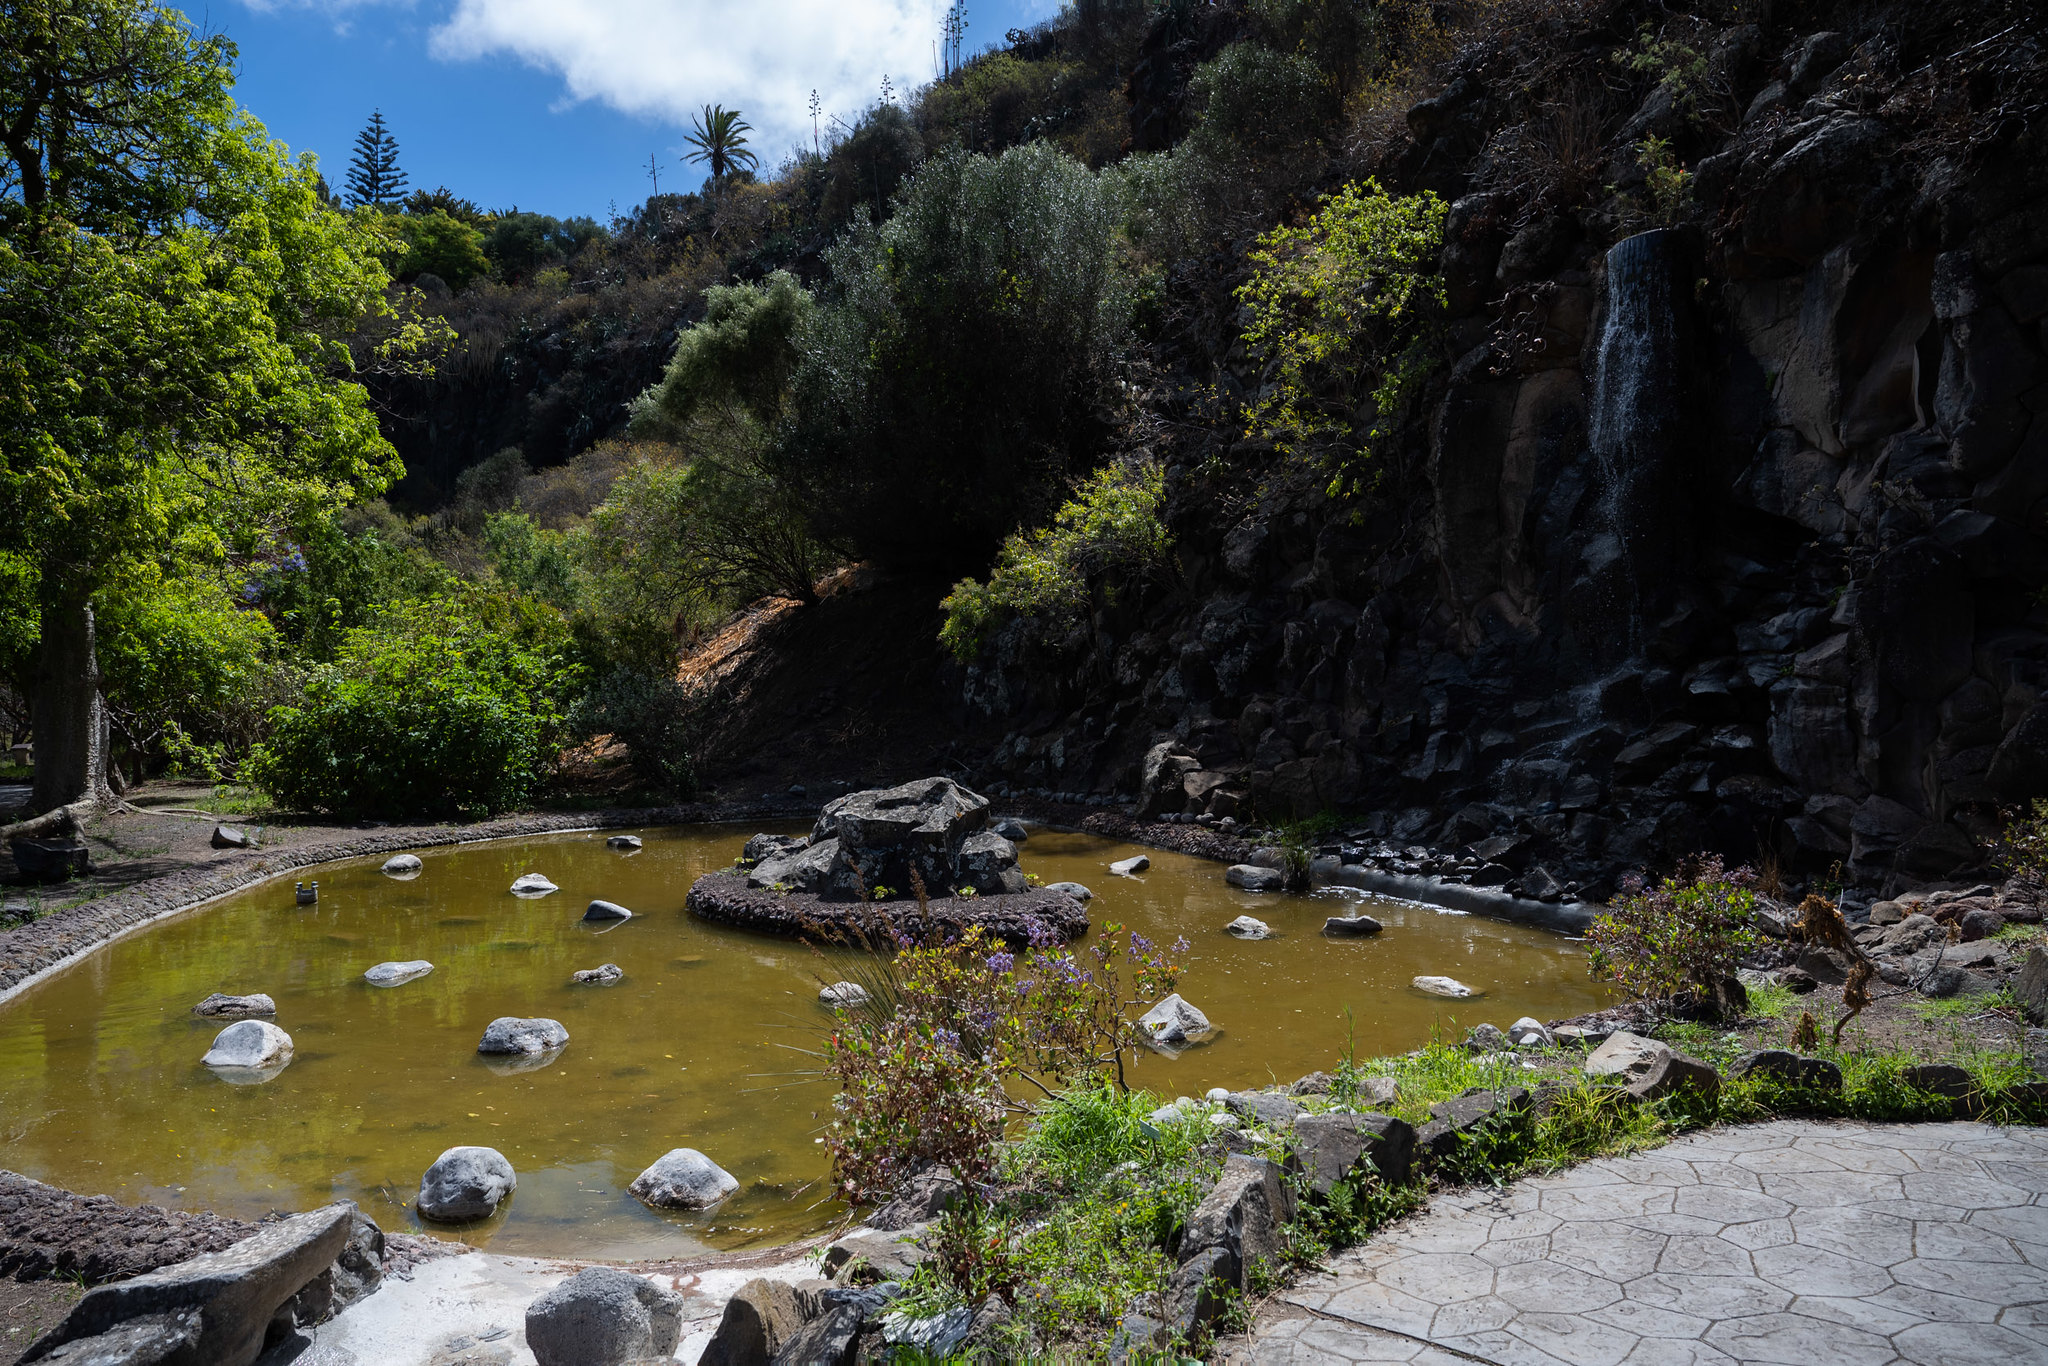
[682, 105, 759, 184]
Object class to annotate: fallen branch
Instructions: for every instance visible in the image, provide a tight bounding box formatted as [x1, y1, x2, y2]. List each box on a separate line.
[0, 801, 92, 845]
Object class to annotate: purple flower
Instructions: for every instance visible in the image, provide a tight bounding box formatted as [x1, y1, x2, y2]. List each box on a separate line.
[986, 951, 1015, 974]
[1025, 917, 1060, 949]
[1131, 933, 1153, 955]
[240, 582, 262, 603]
[1170, 936, 1190, 956]
[933, 1027, 961, 1050]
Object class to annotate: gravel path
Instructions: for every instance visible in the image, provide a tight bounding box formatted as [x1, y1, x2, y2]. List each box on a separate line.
[1232, 1119, 2048, 1365]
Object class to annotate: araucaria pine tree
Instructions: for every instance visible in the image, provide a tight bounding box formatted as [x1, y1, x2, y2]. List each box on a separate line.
[345, 109, 408, 207]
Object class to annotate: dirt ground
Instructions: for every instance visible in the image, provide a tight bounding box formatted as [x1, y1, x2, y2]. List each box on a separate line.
[0, 1280, 79, 1366]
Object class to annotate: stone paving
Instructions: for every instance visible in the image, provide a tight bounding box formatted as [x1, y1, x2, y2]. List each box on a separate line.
[1234, 1120, 2048, 1365]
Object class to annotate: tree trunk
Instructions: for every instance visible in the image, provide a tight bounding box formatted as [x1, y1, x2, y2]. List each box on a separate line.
[31, 594, 114, 813]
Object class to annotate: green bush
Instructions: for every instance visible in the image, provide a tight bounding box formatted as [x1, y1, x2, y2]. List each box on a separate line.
[565, 668, 704, 800]
[246, 596, 570, 818]
[1587, 854, 1761, 1013]
[776, 141, 1135, 569]
[396, 209, 490, 292]
[939, 460, 1169, 660]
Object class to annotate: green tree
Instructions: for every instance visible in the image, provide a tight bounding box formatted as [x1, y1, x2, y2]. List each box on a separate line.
[396, 207, 490, 291]
[0, 0, 424, 812]
[681, 104, 759, 185]
[346, 108, 407, 208]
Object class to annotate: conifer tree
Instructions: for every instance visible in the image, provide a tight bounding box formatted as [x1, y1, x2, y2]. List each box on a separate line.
[345, 109, 408, 207]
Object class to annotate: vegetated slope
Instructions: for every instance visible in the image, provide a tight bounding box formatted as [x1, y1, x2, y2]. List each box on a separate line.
[954, 0, 2048, 909]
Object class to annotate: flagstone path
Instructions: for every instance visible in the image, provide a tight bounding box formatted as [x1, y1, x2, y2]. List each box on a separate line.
[1230, 1119, 2048, 1365]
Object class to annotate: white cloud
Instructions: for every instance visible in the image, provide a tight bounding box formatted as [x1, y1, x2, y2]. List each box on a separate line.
[427, 0, 951, 159]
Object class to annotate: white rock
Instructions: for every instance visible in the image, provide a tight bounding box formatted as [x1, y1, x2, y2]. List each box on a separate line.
[1225, 864, 1285, 892]
[583, 899, 633, 921]
[1208, 1111, 1239, 1129]
[1412, 975, 1478, 998]
[1224, 915, 1271, 939]
[1508, 1016, 1553, 1046]
[478, 1017, 569, 1055]
[417, 1146, 516, 1222]
[1583, 1030, 1670, 1080]
[202, 1019, 293, 1070]
[363, 960, 433, 987]
[819, 981, 872, 1009]
[380, 854, 422, 878]
[1205, 1086, 1230, 1101]
[1044, 881, 1093, 901]
[1138, 993, 1211, 1046]
[510, 873, 559, 896]
[628, 1148, 739, 1210]
[1109, 855, 1150, 877]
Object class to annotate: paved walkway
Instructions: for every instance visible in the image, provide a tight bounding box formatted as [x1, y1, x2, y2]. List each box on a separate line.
[1236, 1120, 2048, 1366]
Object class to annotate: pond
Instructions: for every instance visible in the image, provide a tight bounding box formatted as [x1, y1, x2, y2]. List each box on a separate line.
[0, 825, 1611, 1260]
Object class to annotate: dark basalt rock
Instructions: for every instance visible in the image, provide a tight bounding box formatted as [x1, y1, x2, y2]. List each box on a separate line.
[687, 871, 1088, 946]
[734, 778, 1025, 901]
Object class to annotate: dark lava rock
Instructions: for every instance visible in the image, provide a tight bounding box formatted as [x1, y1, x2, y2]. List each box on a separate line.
[1729, 1050, 1843, 1091]
[685, 871, 1089, 946]
[1289, 1112, 1416, 1193]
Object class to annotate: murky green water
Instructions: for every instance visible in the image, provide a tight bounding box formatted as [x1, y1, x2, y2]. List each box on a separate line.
[0, 825, 1609, 1259]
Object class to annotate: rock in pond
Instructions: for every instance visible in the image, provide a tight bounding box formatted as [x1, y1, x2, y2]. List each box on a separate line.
[202, 1020, 293, 1071]
[510, 873, 558, 897]
[417, 1146, 516, 1222]
[819, 981, 871, 1009]
[210, 824, 257, 850]
[1044, 881, 1093, 901]
[193, 992, 275, 1018]
[1138, 993, 1211, 1046]
[1225, 915, 1271, 939]
[1226, 864, 1285, 892]
[526, 1265, 684, 1366]
[571, 963, 623, 985]
[363, 960, 433, 987]
[628, 1148, 738, 1210]
[583, 899, 633, 922]
[23, 1202, 355, 1366]
[605, 834, 643, 851]
[1324, 914, 1383, 936]
[380, 853, 422, 878]
[1412, 975, 1477, 998]
[1109, 855, 1150, 877]
[478, 1017, 569, 1055]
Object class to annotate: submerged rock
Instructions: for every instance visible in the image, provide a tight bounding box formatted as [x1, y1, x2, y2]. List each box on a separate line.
[1323, 915, 1384, 937]
[380, 854, 422, 878]
[1224, 915, 1271, 939]
[571, 964, 623, 985]
[477, 1017, 569, 1055]
[1044, 881, 1093, 901]
[819, 981, 871, 1009]
[202, 1020, 293, 1071]
[510, 873, 559, 896]
[1226, 864, 1285, 892]
[417, 1146, 516, 1222]
[628, 1148, 738, 1209]
[1138, 993, 1211, 1046]
[1109, 855, 1150, 877]
[583, 899, 633, 922]
[1411, 975, 1478, 998]
[362, 960, 433, 987]
[605, 834, 643, 851]
[192, 992, 275, 1018]
[526, 1266, 684, 1366]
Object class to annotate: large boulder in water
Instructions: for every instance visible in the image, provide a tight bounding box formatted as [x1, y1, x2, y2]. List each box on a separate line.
[628, 1149, 738, 1209]
[202, 1020, 293, 1071]
[738, 777, 997, 901]
[478, 1017, 568, 1055]
[417, 1146, 516, 1222]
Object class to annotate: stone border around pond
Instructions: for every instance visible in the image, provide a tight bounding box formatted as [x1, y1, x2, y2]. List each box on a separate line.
[0, 801, 800, 1006]
[684, 870, 1091, 946]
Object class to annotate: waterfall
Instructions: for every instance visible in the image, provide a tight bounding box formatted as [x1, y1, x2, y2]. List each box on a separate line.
[1587, 229, 1685, 656]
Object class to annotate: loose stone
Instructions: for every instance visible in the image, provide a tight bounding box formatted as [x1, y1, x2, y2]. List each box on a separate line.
[1323, 915, 1383, 936]
[1224, 915, 1271, 939]
[1139, 994, 1212, 1046]
[525, 1266, 684, 1366]
[1226, 864, 1285, 892]
[605, 834, 643, 851]
[571, 964, 624, 985]
[210, 825, 257, 850]
[583, 899, 633, 921]
[1044, 881, 1093, 901]
[1109, 855, 1150, 877]
[1508, 1017, 1553, 1046]
[362, 960, 433, 987]
[819, 981, 871, 1008]
[1584, 1030, 1669, 1080]
[202, 1019, 293, 1071]
[1411, 975, 1477, 997]
[380, 854, 422, 878]
[417, 1146, 516, 1222]
[477, 1017, 569, 1055]
[628, 1148, 739, 1209]
[510, 873, 559, 896]
[192, 992, 275, 1018]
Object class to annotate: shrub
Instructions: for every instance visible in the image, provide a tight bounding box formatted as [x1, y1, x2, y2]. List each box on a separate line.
[629, 271, 813, 435]
[1995, 798, 2048, 888]
[939, 460, 1169, 660]
[395, 209, 490, 292]
[246, 596, 569, 818]
[1587, 854, 1761, 1015]
[1236, 179, 1447, 499]
[775, 141, 1134, 569]
[565, 668, 704, 800]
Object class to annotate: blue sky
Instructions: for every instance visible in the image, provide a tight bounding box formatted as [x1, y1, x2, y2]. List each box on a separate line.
[192, 1, 1058, 221]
